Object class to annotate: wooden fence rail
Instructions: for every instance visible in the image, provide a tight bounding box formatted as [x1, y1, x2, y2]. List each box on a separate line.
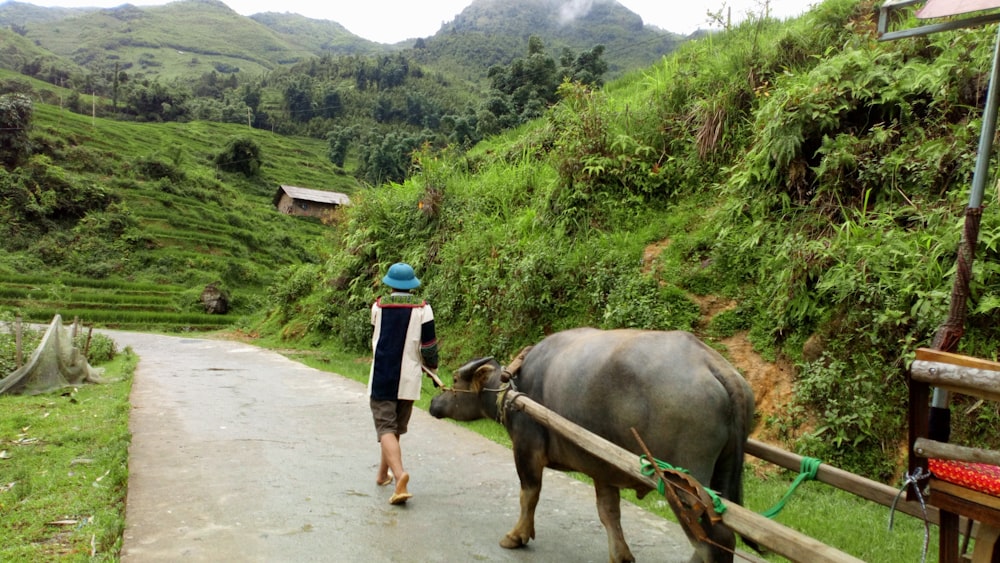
[505, 390, 864, 562]
[746, 439, 939, 525]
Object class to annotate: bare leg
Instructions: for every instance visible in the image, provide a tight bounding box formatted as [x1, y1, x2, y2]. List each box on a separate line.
[375, 432, 396, 485]
[380, 433, 411, 503]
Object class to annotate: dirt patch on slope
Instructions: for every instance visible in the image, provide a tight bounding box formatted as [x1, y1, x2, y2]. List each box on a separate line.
[687, 293, 797, 441]
[720, 332, 796, 440]
[641, 240, 671, 273]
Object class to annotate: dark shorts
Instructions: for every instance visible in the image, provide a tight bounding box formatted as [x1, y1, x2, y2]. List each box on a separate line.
[370, 399, 414, 441]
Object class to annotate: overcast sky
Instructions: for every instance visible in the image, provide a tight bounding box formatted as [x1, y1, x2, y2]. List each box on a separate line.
[13, 0, 818, 43]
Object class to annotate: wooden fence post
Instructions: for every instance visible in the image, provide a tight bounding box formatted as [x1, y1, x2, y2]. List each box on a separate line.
[15, 314, 23, 369]
[84, 326, 93, 359]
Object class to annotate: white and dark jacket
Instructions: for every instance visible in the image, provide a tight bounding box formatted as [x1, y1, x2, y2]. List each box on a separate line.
[368, 292, 438, 401]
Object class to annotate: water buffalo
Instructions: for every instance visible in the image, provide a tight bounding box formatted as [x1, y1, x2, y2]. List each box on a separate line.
[429, 327, 755, 563]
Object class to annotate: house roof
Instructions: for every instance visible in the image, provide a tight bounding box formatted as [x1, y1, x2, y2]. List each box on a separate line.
[918, 0, 1000, 18]
[274, 185, 351, 207]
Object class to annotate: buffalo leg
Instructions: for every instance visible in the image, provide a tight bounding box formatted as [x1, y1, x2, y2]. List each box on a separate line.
[501, 447, 546, 549]
[594, 480, 634, 563]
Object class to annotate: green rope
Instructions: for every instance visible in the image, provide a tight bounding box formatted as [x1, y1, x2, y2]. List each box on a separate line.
[638, 454, 823, 520]
[639, 455, 728, 515]
[760, 456, 821, 519]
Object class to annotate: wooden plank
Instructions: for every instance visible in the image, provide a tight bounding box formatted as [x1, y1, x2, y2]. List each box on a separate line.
[915, 438, 1000, 467]
[909, 375, 931, 503]
[933, 480, 1000, 514]
[971, 525, 1000, 563]
[746, 439, 940, 525]
[931, 480, 1000, 529]
[505, 391, 864, 563]
[939, 509, 961, 563]
[506, 391, 662, 480]
[911, 360, 1000, 404]
[720, 502, 864, 563]
[915, 348, 1000, 372]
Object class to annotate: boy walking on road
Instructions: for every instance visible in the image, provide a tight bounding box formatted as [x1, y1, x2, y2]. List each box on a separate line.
[368, 262, 438, 505]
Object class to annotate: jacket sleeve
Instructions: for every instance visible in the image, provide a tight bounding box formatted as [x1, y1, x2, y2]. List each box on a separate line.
[419, 305, 438, 369]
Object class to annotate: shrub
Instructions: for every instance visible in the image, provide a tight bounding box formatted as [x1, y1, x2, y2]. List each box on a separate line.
[267, 264, 322, 320]
[0, 313, 42, 375]
[135, 155, 185, 182]
[600, 276, 700, 332]
[76, 331, 118, 364]
[707, 308, 751, 338]
[793, 347, 906, 481]
[214, 137, 261, 177]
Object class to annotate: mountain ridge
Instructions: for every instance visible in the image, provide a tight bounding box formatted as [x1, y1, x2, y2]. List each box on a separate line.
[0, 0, 682, 82]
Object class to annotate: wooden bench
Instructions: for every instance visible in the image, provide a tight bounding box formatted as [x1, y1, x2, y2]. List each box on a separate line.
[910, 348, 1000, 563]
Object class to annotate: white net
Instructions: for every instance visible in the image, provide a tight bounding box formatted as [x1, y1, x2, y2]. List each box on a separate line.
[0, 315, 105, 395]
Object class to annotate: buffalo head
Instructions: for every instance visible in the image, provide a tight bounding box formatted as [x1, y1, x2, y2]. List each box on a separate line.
[429, 356, 500, 421]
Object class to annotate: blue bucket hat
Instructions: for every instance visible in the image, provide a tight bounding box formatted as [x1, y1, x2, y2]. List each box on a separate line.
[382, 262, 421, 290]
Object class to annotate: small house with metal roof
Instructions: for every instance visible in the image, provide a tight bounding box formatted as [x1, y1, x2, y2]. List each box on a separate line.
[272, 185, 351, 219]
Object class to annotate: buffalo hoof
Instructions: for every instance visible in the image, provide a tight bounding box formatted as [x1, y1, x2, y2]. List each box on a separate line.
[612, 545, 636, 563]
[500, 533, 527, 549]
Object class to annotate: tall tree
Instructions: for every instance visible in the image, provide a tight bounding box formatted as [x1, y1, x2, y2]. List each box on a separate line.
[318, 87, 343, 120]
[327, 126, 355, 168]
[483, 36, 600, 128]
[564, 45, 608, 88]
[283, 76, 315, 123]
[0, 93, 33, 169]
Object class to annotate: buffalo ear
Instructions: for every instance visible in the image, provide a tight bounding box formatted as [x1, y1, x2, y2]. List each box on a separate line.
[455, 356, 495, 384]
[471, 359, 499, 391]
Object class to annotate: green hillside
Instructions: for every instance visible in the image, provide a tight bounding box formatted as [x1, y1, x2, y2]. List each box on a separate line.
[16, 0, 312, 81]
[0, 0, 680, 171]
[0, 0, 388, 82]
[248, 12, 389, 56]
[0, 26, 82, 78]
[262, 0, 1000, 487]
[0, 69, 353, 330]
[1, 0, 678, 84]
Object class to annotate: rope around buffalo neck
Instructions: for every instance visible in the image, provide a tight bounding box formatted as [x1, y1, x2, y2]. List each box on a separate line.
[436, 380, 512, 422]
[495, 382, 513, 425]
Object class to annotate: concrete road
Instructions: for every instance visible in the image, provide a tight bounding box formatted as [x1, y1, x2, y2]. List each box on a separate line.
[107, 331, 694, 562]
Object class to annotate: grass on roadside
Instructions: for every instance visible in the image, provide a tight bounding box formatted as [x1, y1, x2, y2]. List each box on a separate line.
[0, 349, 136, 562]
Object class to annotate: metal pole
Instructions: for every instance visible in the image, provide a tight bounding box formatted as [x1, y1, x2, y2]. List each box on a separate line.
[929, 23, 1000, 438]
[968, 22, 1000, 209]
